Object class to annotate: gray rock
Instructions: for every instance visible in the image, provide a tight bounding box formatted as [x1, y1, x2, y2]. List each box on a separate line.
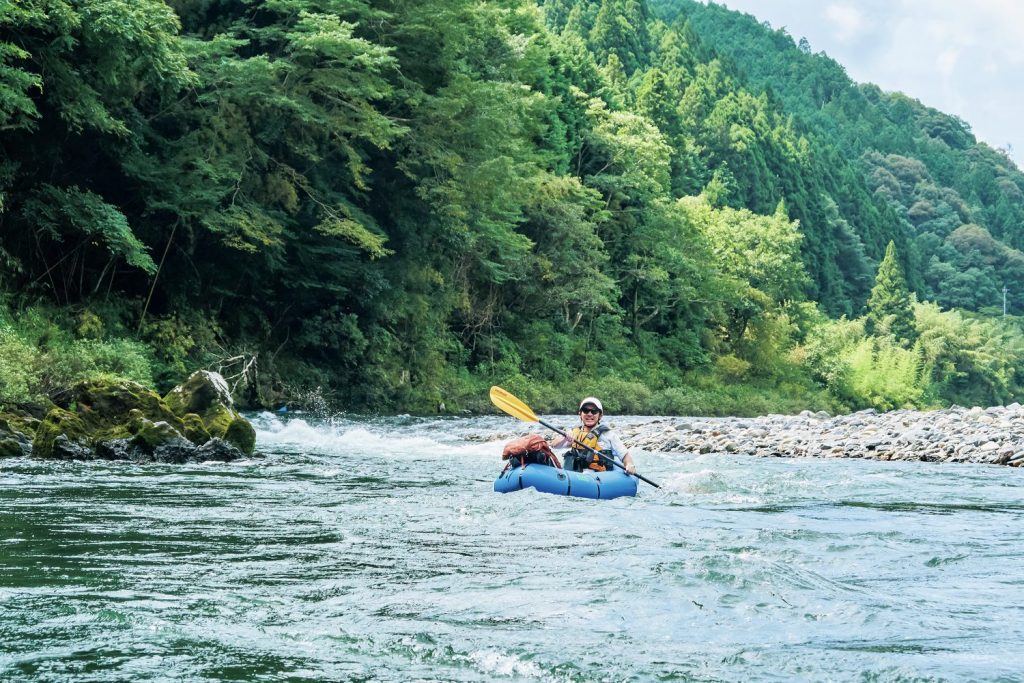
[50, 435, 94, 460]
[0, 433, 31, 458]
[196, 438, 246, 462]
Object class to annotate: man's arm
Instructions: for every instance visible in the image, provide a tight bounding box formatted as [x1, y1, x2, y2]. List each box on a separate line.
[606, 431, 636, 473]
[549, 433, 571, 449]
[621, 451, 636, 474]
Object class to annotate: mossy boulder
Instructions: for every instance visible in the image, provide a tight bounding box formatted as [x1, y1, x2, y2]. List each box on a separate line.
[1, 413, 40, 440]
[93, 411, 199, 463]
[224, 417, 256, 455]
[164, 370, 233, 418]
[69, 378, 184, 436]
[0, 438, 25, 458]
[181, 413, 211, 445]
[32, 408, 92, 459]
[0, 413, 36, 457]
[33, 379, 192, 460]
[164, 370, 255, 455]
[30, 374, 254, 462]
[24, 373, 256, 462]
[201, 402, 236, 439]
[127, 410, 187, 450]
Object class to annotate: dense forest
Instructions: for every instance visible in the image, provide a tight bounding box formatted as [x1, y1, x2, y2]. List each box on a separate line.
[2, 0, 1024, 415]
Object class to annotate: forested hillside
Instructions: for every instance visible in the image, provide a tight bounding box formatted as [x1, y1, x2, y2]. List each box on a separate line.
[3, 0, 1024, 415]
[655, 0, 1024, 313]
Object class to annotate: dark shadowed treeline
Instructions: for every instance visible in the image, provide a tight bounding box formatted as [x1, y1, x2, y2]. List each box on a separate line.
[3, 0, 1024, 415]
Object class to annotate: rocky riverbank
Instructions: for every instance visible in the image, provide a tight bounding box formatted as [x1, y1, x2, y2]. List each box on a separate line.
[617, 404, 1024, 466]
[0, 370, 256, 463]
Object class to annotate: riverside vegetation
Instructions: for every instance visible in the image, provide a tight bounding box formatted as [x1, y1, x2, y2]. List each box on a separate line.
[3, 0, 1024, 419]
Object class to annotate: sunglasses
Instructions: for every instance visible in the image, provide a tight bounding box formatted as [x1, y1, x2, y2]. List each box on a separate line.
[580, 407, 601, 415]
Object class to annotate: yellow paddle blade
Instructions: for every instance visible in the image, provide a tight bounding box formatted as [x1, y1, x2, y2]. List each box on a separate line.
[489, 386, 538, 423]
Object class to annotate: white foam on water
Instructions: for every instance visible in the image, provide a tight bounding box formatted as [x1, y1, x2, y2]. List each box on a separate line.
[253, 414, 501, 459]
[467, 649, 546, 679]
[655, 469, 771, 506]
[661, 468, 728, 493]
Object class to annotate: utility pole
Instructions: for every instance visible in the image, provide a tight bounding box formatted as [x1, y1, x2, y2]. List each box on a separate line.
[1003, 286, 1008, 317]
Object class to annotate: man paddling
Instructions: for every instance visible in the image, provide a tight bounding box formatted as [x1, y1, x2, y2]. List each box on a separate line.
[552, 397, 637, 474]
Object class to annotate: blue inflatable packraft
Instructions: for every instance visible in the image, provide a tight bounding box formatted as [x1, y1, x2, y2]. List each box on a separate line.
[494, 463, 638, 499]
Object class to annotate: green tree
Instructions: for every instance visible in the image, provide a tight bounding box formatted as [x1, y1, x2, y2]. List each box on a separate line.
[0, 0, 192, 302]
[681, 195, 807, 366]
[589, 0, 651, 75]
[866, 241, 917, 345]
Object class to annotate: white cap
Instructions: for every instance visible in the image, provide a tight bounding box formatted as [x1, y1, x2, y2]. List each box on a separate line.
[578, 396, 603, 412]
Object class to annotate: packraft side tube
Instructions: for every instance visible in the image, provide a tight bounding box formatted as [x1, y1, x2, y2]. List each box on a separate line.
[493, 463, 638, 499]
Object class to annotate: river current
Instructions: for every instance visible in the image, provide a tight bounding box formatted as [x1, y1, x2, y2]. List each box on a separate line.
[2, 413, 1023, 682]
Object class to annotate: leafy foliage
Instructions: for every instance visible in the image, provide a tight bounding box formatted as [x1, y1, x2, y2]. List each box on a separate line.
[23, 186, 156, 273]
[0, 306, 154, 408]
[2, 0, 1024, 413]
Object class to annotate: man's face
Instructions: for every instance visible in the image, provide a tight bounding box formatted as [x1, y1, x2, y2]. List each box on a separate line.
[579, 404, 601, 428]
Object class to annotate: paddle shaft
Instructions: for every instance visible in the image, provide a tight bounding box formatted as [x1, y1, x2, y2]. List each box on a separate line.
[538, 419, 661, 489]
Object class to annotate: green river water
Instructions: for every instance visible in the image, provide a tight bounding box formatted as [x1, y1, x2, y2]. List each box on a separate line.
[2, 413, 1023, 682]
